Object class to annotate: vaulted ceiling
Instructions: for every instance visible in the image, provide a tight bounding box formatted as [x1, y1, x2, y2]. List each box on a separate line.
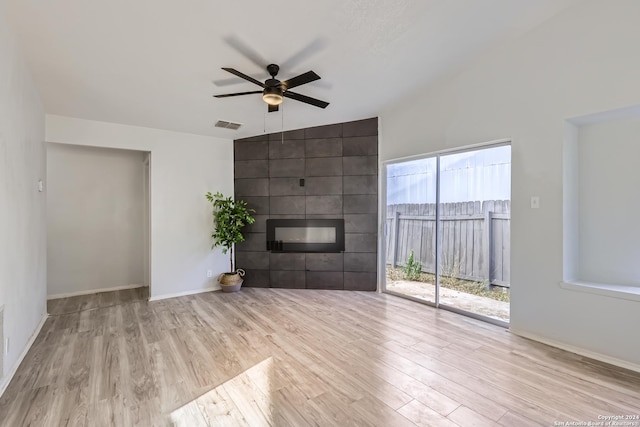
[6, 0, 580, 139]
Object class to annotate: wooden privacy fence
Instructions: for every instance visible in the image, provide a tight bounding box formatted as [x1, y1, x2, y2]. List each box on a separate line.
[385, 200, 510, 287]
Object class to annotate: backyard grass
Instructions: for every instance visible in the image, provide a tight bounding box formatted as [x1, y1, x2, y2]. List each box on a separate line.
[387, 267, 510, 303]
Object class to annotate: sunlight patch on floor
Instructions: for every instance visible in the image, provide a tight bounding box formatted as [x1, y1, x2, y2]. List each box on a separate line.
[170, 357, 274, 426]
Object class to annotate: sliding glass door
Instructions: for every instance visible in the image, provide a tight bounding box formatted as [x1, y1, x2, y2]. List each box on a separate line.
[384, 143, 511, 325]
[385, 156, 438, 305]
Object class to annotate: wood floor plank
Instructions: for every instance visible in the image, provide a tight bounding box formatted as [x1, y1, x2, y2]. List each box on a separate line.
[448, 405, 499, 427]
[498, 410, 545, 427]
[306, 390, 369, 426]
[397, 399, 460, 427]
[169, 397, 209, 427]
[220, 374, 272, 426]
[349, 394, 417, 427]
[2, 287, 640, 426]
[195, 384, 249, 427]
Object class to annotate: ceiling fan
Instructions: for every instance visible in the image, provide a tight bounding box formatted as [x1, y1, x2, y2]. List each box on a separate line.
[214, 64, 329, 112]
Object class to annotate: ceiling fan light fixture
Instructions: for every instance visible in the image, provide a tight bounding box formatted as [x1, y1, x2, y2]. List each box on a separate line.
[262, 87, 284, 106]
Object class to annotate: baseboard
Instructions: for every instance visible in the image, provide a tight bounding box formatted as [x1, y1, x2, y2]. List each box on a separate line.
[47, 284, 146, 300]
[510, 328, 640, 374]
[148, 285, 221, 302]
[0, 313, 48, 398]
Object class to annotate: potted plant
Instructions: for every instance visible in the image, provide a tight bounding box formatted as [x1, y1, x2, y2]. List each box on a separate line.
[205, 191, 255, 292]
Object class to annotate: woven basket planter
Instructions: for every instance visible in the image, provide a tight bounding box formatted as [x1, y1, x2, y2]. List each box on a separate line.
[218, 269, 245, 292]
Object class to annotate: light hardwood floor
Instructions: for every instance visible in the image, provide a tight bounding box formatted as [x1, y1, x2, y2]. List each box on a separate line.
[46, 287, 149, 316]
[1, 288, 639, 426]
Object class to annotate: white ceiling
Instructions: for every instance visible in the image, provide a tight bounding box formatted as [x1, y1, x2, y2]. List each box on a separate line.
[6, 0, 580, 139]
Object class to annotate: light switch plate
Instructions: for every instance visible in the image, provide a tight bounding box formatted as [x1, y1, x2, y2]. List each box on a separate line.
[531, 196, 540, 209]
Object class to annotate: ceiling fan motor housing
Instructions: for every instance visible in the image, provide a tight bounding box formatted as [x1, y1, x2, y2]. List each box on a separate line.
[265, 78, 282, 89]
[263, 85, 283, 97]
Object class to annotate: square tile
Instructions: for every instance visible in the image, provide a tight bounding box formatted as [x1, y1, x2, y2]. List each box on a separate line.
[305, 123, 342, 139]
[234, 139, 269, 160]
[344, 253, 377, 272]
[236, 251, 270, 270]
[306, 195, 342, 214]
[240, 197, 270, 215]
[306, 157, 342, 177]
[345, 214, 378, 233]
[305, 138, 343, 158]
[344, 272, 377, 291]
[343, 156, 377, 176]
[270, 196, 306, 215]
[269, 140, 305, 159]
[270, 178, 305, 196]
[242, 215, 268, 233]
[345, 233, 377, 253]
[344, 195, 377, 214]
[269, 159, 305, 177]
[235, 232, 266, 252]
[306, 272, 344, 290]
[270, 253, 306, 271]
[235, 160, 269, 178]
[343, 136, 378, 156]
[242, 269, 270, 288]
[270, 270, 306, 289]
[235, 178, 269, 197]
[343, 175, 377, 194]
[305, 177, 343, 195]
[343, 118, 378, 138]
[306, 253, 344, 271]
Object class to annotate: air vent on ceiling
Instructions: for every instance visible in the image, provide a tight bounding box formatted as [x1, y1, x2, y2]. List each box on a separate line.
[214, 120, 242, 130]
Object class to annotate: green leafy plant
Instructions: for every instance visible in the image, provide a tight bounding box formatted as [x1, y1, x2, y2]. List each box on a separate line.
[205, 192, 255, 272]
[403, 250, 423, 281]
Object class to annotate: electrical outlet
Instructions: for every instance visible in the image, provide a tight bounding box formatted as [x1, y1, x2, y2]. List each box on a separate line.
[207, 270, 213, 278]
[4, 338, 8, 356]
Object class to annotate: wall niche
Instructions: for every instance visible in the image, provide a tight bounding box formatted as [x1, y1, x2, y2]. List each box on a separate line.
[563, 105, 640, 296]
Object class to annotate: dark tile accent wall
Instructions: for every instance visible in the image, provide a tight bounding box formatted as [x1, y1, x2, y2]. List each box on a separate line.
[234, 117, 378, 291]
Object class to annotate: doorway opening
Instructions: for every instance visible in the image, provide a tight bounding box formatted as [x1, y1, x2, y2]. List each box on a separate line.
[46, 144, 151, 305]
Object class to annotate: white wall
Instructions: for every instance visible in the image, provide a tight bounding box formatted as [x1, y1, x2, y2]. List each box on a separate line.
[0, 2, 47, 388]
[46, 115, 234, 300]
[47, 143, 146, 297]
[380, 0, 640, 367]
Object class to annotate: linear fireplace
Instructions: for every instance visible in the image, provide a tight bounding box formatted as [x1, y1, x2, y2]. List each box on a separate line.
[266, 219, 345, 253]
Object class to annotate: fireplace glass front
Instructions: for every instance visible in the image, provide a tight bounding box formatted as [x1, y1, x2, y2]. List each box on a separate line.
[266, 219, 345, 253]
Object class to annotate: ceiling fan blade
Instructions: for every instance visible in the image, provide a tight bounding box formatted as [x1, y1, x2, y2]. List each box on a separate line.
[280, 38, 328, 70]
[214, 90, 262, 98]
[212, 77, 250, 87]
[221, 68, 265, 88]
[222, 35, 268, 70]
[282, 71, 321, 90]
[283, 91, 329, 109]
[268, 104, 279, 113]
